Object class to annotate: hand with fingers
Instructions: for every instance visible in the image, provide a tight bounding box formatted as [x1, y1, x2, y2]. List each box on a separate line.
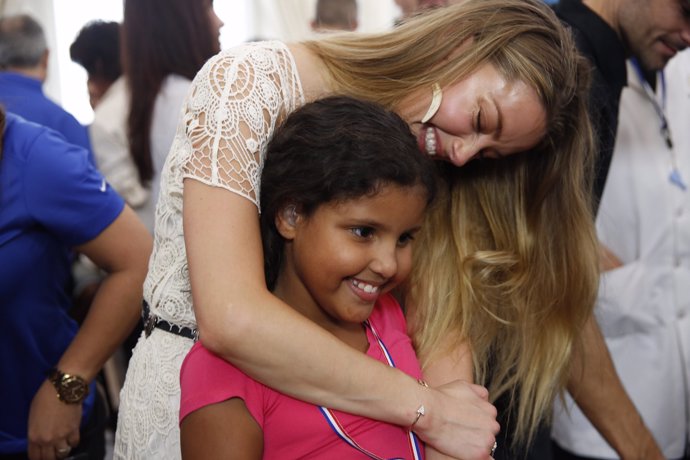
[27, 380, 82, 460]
[413, 379, 500, 460]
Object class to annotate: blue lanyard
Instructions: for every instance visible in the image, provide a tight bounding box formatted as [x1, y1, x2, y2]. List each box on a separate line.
[630, 58, 672, 149]
[630, 58, 686, 191]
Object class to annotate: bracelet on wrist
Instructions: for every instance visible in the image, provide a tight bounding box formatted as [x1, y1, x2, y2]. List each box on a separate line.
[410, 379, 429, 429]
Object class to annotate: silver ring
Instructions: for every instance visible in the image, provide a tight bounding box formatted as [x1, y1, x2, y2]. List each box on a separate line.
[490, 440, 497, 457]
[56, 446, 71, 456]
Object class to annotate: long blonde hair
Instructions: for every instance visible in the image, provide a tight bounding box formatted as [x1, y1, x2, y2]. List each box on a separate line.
[306, 0, 600, 446]
[305, 0, 579, 116]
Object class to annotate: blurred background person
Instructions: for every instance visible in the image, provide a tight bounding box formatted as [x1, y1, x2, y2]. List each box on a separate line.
[70, 20, 147, 223]
[69, 20, 121, 110]
[310, 0, 358, 32]
[0, 14, 94, 165]
[551, 51, 690, 460]
[0, 106, 152, 460]
[117, 0, 223, 233]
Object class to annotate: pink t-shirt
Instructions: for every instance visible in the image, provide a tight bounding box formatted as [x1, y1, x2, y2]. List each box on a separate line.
[179, 293, 425, 459]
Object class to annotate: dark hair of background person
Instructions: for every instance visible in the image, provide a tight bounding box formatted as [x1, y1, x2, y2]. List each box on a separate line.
[314, 0, 358, 31]
[69, 20, 122, 83]
[0, 14, 46, 70]
[259, 96, 437, 291]
[123, 0, 221, 185]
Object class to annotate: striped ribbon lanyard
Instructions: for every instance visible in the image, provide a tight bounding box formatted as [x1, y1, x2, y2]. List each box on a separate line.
[319, 320, 424, 460]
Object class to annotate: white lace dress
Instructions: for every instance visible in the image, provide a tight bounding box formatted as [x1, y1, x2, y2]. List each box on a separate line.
[114, 41, 304, 459]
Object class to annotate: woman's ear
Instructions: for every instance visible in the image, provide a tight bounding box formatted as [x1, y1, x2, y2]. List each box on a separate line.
[275, 205, 299, 239]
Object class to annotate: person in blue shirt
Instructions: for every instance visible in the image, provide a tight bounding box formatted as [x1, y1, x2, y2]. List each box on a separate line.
[0, 107, 152, 459]
[0, 14, 94, 166]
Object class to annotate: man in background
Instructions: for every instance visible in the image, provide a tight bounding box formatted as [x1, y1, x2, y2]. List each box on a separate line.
[551, 49, 690, 460]
[311, 0, 358, 32]
[554, 0, 690, 203]
[545, 0, 690, 458]
[0, 14, 93, 164]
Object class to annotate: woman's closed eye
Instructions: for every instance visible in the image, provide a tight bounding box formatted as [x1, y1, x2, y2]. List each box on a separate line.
[475, 108, 483, 132]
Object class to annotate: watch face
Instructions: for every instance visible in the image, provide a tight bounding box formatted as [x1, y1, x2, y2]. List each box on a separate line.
[59, 375, 88, 403]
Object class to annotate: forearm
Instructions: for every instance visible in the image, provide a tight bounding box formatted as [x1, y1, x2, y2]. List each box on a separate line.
[201, 291, 422, 425]
[202, 298, 497, 458]
[421, 338, 478, 460]
[568, 316, 662, 459]
[58, 206, 151, 381]
[56, 267, 143, 381]
[421, 337, 475, 387]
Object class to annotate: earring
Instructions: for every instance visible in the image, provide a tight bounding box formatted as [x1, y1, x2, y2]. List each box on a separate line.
[421, 83, 442, 124]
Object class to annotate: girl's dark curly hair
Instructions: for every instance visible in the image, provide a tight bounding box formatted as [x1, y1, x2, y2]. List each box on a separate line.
[260, 96, 437, 290]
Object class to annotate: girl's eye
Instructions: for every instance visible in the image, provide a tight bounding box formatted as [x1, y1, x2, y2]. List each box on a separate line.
[397, 232, 415, 247]
[476, 109, 482, 132]
[351, 227, 375, 239]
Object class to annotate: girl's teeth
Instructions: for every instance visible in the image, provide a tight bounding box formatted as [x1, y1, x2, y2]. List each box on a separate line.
[425, 127, 436, 155]
[353, 280, 379, 293]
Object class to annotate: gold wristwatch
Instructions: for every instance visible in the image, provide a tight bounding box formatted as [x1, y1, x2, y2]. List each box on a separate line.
[48, 368, 89, 404]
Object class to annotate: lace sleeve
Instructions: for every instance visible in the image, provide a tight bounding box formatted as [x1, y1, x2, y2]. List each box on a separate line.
[180, 42, 304, 208]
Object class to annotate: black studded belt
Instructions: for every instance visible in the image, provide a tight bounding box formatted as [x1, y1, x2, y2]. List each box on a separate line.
[142, 300, 199, 341]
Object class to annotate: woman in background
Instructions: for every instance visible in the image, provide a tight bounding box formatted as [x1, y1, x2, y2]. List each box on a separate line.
[69, 20, 122, 110]
[88, 0, 223, 233]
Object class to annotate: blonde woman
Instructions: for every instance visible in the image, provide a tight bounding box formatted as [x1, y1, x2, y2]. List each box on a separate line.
[116, 0, 598, 458]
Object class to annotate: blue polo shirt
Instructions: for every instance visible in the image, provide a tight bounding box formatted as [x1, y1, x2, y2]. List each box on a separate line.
[0, 72, 94, 166]
[0, 113, 124, 454]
